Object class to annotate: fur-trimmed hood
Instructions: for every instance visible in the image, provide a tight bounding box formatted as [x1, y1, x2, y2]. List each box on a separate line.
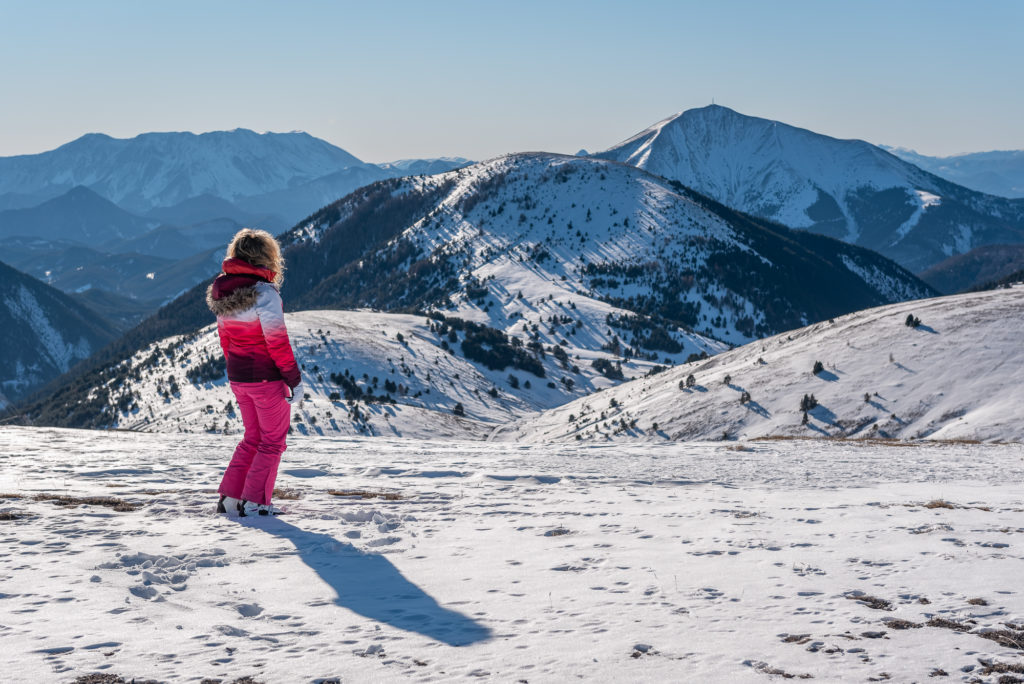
[207, 280, 260, 317]
[206, 258, 278, 317]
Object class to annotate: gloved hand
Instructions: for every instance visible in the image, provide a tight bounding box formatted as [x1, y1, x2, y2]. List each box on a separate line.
[287, 383, 303, 404]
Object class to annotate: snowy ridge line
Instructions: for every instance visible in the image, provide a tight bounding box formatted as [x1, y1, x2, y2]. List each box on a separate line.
[498, 285, 1024, 443]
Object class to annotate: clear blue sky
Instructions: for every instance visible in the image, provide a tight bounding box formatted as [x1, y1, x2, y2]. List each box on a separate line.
[1, 0, 1021, 161]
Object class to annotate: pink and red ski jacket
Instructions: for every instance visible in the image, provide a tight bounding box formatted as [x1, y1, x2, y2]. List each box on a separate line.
[205, 258, 301, 389]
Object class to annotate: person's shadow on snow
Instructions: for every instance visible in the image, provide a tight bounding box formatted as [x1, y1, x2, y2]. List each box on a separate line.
[238, 517, 492, 646]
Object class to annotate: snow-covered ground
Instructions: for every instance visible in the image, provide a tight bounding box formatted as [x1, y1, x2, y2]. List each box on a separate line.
[2, 426, 1023, 682]
[498, 285, 1024, 443]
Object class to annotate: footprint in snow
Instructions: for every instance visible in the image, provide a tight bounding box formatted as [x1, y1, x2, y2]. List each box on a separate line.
[236, 602, 263, 617]
[366, 536, 402, 547]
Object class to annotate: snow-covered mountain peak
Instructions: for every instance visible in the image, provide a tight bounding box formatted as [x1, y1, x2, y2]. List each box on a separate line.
[602, 106, 921, 215]
[597, 107, 1024, 271]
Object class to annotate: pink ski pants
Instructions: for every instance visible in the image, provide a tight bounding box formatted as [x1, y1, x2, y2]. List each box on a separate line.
[218, 380, 291, 505]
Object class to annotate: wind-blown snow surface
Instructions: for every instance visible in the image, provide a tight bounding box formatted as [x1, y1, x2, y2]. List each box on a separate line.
[1, 427, 1023, 682]
[497, 286, 1024, 443]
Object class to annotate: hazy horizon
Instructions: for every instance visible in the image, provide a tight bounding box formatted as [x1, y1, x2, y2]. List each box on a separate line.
[1, 0, 1021, 161]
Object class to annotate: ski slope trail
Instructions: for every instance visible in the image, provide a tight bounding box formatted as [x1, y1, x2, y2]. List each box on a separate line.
[1, 427, 1023, 682]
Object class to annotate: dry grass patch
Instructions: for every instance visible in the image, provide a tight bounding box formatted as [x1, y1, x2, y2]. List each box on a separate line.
[272, 487, 303, 500]
[883, 618, 922, 630]
[905, 500, 992, 512]
[0, 493, 22, 499]
[967, 597, 989, 606]
[846, 593, 894, 611]
[73, 675, 161, 684]
[0, 511, 24, 521]
[32, 494, 137, 512]
[327, 489, 402, 501]
[854, 438, 921, 448]
[751, 435, 817, 442]
[976, 625, 1024, 650]
[926, 617, 973, 632]
[748, 660, 814, 679]
[977, 659, 1024, 677]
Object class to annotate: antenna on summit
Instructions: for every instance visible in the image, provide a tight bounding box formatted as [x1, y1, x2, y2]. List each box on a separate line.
[712, 97, 715, 105]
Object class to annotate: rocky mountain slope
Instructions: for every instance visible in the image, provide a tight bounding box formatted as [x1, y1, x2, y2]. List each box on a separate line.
[596, 106, 1024, 272]
[0, 260, 116, 401]
[495, 285, 1024, 443]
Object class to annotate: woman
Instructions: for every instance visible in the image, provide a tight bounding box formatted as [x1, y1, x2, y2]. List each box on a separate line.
[206, 228, 302, 517]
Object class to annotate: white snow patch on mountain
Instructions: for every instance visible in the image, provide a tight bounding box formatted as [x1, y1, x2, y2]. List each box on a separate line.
[892, 190, 943, 244]
[7, 285, 90, 374]
[838, 255, 922, 302]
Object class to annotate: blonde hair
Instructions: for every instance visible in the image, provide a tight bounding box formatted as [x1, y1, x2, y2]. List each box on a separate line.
[227, 228, 285, 286]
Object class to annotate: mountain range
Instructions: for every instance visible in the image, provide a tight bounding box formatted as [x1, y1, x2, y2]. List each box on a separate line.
[16, 153, 934, 430]
[884, 147, 1024, 199]
[596, 105, 1024, 272]
[0, 129, 362, 215]
[0, 129, 468, 225]
[0, 132, 468, 315]
[6, 110, 1023, 435]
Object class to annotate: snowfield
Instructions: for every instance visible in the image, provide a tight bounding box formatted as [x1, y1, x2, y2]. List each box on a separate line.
[1, 426, 1023, 682]
[498, 285, 1024, 444]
